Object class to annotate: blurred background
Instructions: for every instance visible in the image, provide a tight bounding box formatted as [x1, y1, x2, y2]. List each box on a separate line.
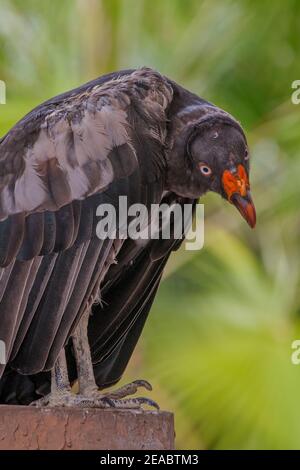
[1, 0, 300, 450]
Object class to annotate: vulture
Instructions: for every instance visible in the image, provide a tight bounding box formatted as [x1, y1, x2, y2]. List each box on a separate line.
[0, 68, 256, 408]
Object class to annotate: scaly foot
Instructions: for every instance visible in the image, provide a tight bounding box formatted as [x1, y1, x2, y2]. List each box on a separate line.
[31, 379, 159, 410]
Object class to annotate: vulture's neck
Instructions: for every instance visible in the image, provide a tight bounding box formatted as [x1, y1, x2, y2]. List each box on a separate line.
[164, 80, 219, 199]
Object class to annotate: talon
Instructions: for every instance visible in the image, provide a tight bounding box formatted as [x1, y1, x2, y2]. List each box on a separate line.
[101, 396, 116, 408]
[132, 379, 152, 391]
[136, 397, 160, 410]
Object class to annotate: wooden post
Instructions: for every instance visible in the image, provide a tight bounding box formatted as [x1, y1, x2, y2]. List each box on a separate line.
[0, 405, 175, 450]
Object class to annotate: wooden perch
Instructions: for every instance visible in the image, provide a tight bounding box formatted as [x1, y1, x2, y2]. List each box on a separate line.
[0, 405, 175, 450]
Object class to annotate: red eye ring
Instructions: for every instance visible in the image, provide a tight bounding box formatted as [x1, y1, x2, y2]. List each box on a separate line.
[199, 163, 212, 176]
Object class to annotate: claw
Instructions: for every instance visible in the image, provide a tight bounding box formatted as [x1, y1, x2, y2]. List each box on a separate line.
[135, 397, 160, 410]
[103, 379, 154, 400]
[132, 379, 152, 391]
[100, 396, 116, 408]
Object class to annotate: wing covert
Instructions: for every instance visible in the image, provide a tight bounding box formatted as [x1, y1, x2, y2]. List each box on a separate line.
[0, 68, 173, 266]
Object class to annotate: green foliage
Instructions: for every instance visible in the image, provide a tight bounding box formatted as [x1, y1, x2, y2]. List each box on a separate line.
[1, 0, 300, 449]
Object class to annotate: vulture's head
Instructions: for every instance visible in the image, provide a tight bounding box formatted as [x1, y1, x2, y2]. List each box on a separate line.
[168, 111, 256, 228]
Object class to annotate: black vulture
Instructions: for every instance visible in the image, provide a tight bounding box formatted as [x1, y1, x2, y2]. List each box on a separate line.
[0, 68, 255, 407]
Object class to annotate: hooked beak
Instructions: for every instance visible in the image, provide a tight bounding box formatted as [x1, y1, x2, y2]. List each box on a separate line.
[230, 191, 256, 228]
[222, 164, 256, 228]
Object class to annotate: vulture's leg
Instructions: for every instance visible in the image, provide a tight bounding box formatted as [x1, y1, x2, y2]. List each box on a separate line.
[72, 314, 152, 398]
[71, 310, 98, 396]
[31, 349, 73, 407]
[70, 310, 159, 410]
[32, 311, 158, 409]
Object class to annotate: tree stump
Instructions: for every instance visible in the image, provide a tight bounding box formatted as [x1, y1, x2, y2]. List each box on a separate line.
[0, 405, 175, 450]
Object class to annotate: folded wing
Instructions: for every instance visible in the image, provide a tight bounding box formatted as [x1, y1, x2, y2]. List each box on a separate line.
[0, 68, 173, 382]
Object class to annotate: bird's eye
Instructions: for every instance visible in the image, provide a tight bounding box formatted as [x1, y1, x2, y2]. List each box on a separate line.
[199, 163, 212, 176]
[245, 149, 249, 160]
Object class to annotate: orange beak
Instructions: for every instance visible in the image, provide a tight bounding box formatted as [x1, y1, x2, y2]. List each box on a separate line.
[222, 164, 256, 228]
